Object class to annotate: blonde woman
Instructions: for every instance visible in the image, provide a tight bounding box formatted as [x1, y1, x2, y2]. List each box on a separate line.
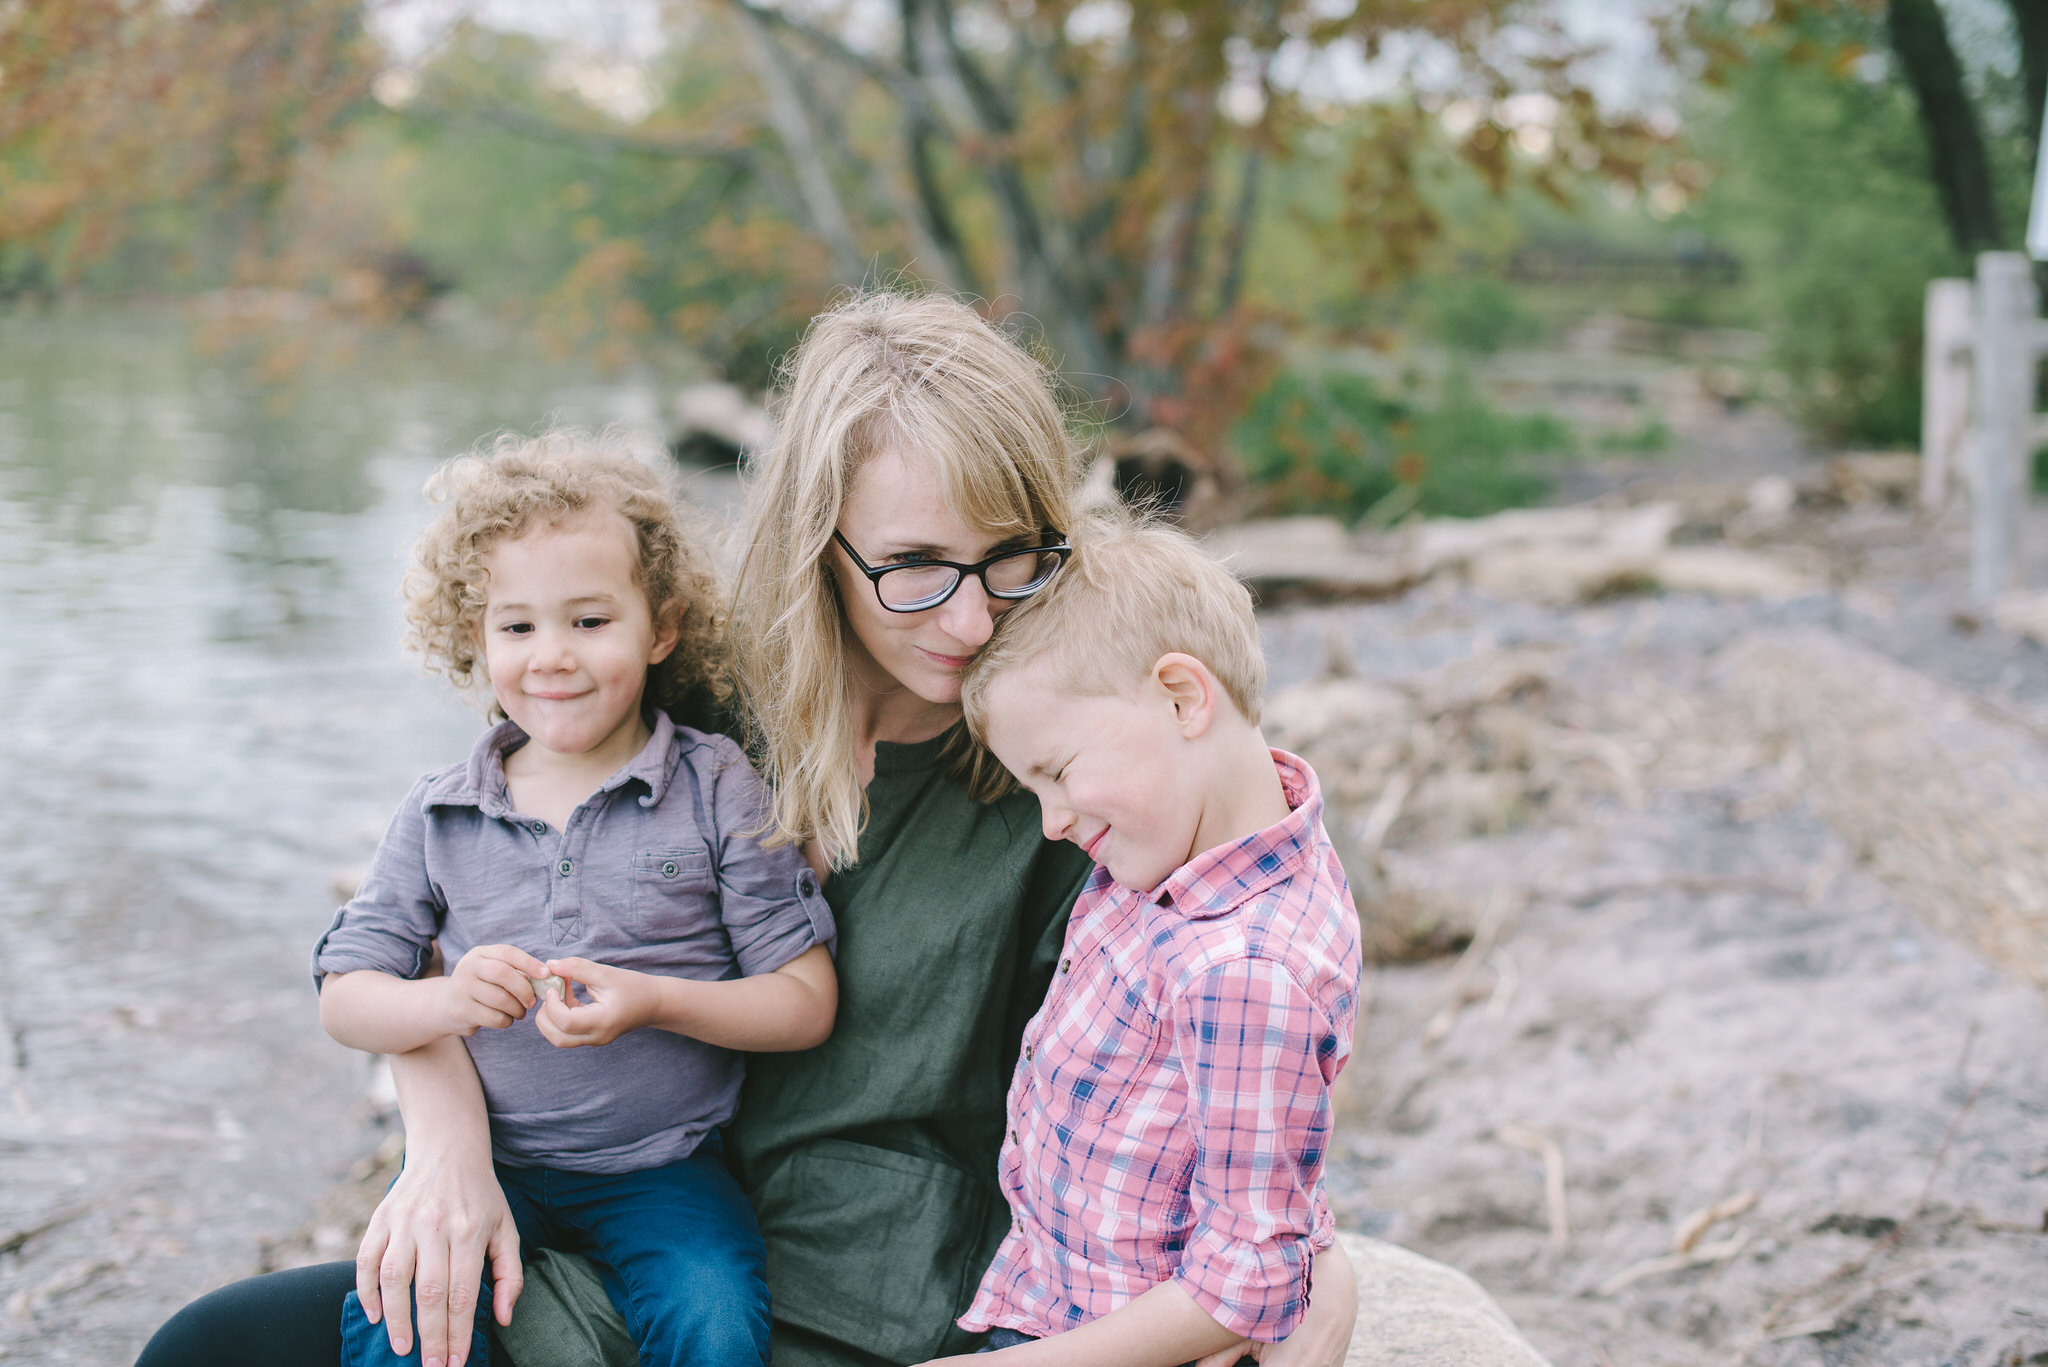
[136, 292, 1358, 1367]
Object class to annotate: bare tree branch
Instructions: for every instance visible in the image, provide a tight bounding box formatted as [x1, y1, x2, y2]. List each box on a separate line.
[924, 0, 1113, 379]
[1215, 148, 1262, 313]
[732, 0, 867, 282]
[896, 0, 983, 293]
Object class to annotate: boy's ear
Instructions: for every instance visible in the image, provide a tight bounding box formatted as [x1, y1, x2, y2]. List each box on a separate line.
[1151, 653, 1216, 739]
[648, 599, 685, 664]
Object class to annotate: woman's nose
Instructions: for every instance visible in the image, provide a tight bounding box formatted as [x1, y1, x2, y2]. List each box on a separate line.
[935, 576, 996, 650]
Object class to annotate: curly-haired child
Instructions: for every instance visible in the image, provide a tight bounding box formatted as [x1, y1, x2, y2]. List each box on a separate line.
[312, 432, 837, 1367]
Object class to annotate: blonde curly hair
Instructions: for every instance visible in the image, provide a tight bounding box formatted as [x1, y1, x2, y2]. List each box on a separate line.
[403, 430, 728, 720]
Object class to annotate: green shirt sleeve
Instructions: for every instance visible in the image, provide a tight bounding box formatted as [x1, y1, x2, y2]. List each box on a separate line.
[496, 728, 1091, 1367]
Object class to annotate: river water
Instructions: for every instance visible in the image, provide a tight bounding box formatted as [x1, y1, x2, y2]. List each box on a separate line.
[0, 306, 736, 1365]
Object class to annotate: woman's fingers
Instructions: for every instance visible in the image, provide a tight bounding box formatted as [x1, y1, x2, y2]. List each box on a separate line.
[354, 1208, 391, 1324]
[411, 1224, 452, 1367]
[440, 1247, 480, 1367]
[487, 1207, 525, 1327]
[376, 1229, 417, 1358]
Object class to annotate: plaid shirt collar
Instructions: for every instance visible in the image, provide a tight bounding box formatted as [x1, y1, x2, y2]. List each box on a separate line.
[1145, 748, 1323, 920]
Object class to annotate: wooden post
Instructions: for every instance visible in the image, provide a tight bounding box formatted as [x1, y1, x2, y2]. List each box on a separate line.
[1972, 253, 2035, 603]
[1922, 278, 1975, 507]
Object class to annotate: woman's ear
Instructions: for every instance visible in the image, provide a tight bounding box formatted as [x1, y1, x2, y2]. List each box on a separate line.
[1151, 652, 1217, 739]
[649, 599, 686, 664]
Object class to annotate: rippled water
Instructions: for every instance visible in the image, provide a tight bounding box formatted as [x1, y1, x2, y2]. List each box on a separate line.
[0, 306, 736, 1365]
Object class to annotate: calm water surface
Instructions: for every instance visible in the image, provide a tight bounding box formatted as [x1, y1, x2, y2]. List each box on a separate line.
[0, 306, 735, 1364]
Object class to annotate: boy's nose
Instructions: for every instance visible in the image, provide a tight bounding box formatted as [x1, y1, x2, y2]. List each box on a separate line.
[1039, 803, 1073, 843]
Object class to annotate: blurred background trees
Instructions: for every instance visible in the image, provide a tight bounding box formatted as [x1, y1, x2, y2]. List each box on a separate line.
[0, 0, 2038, 515]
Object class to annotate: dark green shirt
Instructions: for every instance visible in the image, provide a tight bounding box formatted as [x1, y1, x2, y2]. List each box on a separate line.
[497, 728, 1091, 1367]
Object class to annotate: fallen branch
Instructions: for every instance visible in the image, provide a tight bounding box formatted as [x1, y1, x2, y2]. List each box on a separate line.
[1675, 1189, 1759, 1253]
[1594, 1231, 1750, 1297]
[1499, 1124, 1570, 1249]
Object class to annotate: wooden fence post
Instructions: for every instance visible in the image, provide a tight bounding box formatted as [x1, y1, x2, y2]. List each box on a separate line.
[1922, 278, 1975, 507]
[1972, 252, 2037, 604]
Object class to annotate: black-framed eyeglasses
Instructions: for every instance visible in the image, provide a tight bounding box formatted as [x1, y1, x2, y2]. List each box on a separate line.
[832, 530, 1071, 613]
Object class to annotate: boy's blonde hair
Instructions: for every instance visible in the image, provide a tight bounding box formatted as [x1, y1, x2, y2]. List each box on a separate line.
[731, 288, 1083, 868]
[961, 511, 1265, 739]
[405, 430, 727, 719]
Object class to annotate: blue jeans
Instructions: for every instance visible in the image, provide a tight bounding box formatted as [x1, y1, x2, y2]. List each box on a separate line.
[341, 1140, 769, 1367]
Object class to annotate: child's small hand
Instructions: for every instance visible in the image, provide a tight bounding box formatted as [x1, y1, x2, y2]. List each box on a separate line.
[534, 957, 656, 1048]
[437, 944, 549, 1037]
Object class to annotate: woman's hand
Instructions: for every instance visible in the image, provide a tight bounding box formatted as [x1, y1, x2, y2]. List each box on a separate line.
[359, 1038, 524, 1367]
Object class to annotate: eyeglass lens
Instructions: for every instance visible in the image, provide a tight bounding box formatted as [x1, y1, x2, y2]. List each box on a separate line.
[876, 549, 1061, 609]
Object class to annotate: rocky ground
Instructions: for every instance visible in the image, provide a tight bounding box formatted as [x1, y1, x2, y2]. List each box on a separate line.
[1249, 424, 2048, 1365]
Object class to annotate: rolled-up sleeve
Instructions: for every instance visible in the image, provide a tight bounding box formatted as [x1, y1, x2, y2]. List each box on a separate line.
[1168, 956, 1333, 1340]
[311, 778, 442, 988]
[703, 740, 836, 975]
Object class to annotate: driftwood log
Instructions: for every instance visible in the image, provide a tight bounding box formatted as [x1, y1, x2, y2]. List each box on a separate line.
[1711, 629, 2048, 987]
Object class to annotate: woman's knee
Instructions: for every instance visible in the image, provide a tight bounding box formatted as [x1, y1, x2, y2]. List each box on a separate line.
[135, 1262, 356, 1367]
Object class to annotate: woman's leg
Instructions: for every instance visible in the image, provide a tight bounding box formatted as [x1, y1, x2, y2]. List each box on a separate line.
[135, 1261, 357, 1367]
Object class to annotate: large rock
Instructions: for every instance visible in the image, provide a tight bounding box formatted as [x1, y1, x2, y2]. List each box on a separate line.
[1340, 1232, 1551, 1366]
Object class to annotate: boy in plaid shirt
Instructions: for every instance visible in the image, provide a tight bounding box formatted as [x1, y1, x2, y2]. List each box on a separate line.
[938, 515, 1364, 1367]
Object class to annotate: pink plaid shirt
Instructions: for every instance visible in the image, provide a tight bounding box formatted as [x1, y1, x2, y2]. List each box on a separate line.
[960, 750, 1361, 1343]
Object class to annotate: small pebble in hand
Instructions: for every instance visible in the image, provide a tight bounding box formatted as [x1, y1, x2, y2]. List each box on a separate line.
[528, 973, 568, 1002]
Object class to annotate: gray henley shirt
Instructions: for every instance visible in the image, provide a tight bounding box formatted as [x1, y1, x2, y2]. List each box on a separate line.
[313, 711, 835, 1174]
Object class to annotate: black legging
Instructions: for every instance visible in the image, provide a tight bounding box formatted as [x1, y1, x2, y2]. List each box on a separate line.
[134, 1261, 361, 1367]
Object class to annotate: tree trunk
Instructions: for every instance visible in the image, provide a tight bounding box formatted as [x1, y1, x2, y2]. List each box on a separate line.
[2007, 0, 2048, 161]
[1886, 0, 2003, 253]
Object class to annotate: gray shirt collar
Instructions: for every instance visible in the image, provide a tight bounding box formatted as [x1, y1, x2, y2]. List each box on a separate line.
[422, 710, 681, 818]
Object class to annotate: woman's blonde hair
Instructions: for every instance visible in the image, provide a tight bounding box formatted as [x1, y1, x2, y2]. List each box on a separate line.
[404, 429, 727, 719]
[733, 289, 1084, 868]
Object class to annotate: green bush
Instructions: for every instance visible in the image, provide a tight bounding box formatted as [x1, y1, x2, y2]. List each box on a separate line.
[1232, 367, 1573, 522]
[1421, 275, 1546, 355]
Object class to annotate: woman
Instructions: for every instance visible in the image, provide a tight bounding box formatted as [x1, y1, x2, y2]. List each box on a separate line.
[136, 290, 1359, 1367]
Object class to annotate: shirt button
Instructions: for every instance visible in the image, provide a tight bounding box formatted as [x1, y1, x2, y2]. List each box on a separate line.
[1059, 957, 1071, 974]
[661, 860, 679, 878]
[530, 821, 546, 835]
[1008, 1127, 1017, 1143]
[1023, 1043, 1034, 1061]
[557, 859, 573, 877]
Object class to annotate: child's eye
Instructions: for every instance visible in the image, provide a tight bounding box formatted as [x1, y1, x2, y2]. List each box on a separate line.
[501, 622, 533, 635]
[575, 615, 611, 630]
